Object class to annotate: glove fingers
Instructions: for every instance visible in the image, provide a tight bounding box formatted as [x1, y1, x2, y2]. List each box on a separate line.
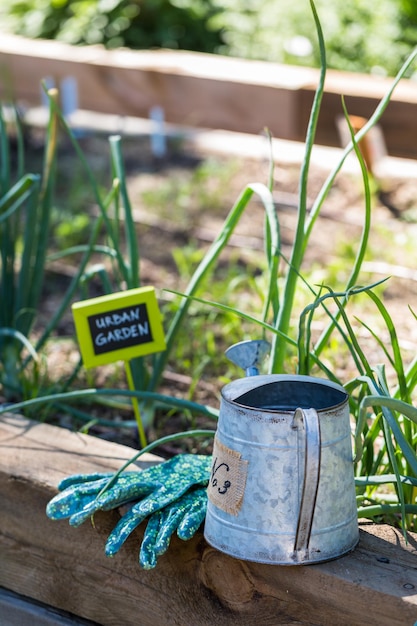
[139, 501, 191, 568]
[104, 456, 212, 561]
[104, 484, 183, 557]
[139, 512, 164, 569]
[63, 454, 210, 524]
[105, 506, 149, 556]
[127, 454, 211, 516]
[49, 455, 212, 565]
[153, 506, 187, 556]
[143, 489, 208, 565]
[177, 489, 207, 540]
[58, 473, 115, 491]
[67, 477, 156, 526]
[177, 504, 206, 540]
[46, 475, 112, 520]
[48, 473, 142, 521]
[46, 489, 98, 520]
[128, 485, 187, 518]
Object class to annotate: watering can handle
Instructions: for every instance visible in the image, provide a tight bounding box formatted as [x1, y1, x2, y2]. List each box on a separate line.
[292, 407, 321, 558]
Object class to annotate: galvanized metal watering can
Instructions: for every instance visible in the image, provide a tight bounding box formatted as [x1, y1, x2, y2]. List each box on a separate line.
[204, 340, 359, 565]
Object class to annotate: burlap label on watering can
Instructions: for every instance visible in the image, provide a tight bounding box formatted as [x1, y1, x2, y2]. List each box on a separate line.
[207, 437, 248, 516]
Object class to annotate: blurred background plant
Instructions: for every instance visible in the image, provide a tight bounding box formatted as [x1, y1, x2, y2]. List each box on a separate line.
[0, 94, 60, 405]
[211, 0, 416, 77]
[0, 0, 225, 53]
[0, 93, 118, 413]
[0, 0, 416, 77]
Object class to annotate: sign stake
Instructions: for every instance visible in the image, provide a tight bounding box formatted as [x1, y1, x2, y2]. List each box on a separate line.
[125, 360, 147, 449]
[72, 287, 166, 447]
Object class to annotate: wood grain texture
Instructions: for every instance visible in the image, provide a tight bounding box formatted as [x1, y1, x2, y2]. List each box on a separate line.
[1, 34, 417, 157]
[1, 413, 417, 626]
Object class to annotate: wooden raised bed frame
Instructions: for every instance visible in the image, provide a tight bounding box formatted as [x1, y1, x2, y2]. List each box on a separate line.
[1, 413, 416, 625]
[1, 34, 417, 158]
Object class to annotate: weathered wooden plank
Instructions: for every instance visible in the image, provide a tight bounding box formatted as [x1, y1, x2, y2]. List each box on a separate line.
[0, 34, 417, 157]
[0, 413, 417, 626]
[298, 88, 417, 159]
[0, 34, 301, 141]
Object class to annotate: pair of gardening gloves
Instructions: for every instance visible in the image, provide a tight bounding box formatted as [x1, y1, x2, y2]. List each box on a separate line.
[46, 454, 211, 569]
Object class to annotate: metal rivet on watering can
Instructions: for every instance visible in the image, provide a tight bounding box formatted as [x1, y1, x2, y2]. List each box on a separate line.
[204, 342, 359, 566]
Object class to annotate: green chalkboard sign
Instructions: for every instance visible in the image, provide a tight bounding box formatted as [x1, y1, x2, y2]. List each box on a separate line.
[72, 287, 166, 368]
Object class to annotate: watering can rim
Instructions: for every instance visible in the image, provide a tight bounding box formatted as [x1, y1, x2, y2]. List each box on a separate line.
[221, 373, 348, 413]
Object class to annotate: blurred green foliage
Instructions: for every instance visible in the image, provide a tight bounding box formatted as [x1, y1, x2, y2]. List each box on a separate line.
[399, 0, 417, 22]
[0, 0, 225, 52]
[0, 0, 415, 76]
[211, 0, 416, 77]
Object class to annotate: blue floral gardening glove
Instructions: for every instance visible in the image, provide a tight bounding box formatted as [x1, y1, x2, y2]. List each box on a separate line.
[131, 487, 208, 569]
[46, 454, 211, 568]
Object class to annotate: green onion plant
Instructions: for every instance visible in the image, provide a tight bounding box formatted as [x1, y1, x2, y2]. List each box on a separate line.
[0, 91, 70, 404]
[165, 1, 417, 531]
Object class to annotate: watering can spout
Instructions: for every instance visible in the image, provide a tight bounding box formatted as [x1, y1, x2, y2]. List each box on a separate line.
[225, 339, 270, 377]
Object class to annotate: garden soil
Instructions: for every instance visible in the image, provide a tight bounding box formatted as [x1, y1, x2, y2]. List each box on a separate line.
[28, 130, 417, 453]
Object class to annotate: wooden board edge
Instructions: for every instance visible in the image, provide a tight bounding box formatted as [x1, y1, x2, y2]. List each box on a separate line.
[0, 414, 417, 626]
